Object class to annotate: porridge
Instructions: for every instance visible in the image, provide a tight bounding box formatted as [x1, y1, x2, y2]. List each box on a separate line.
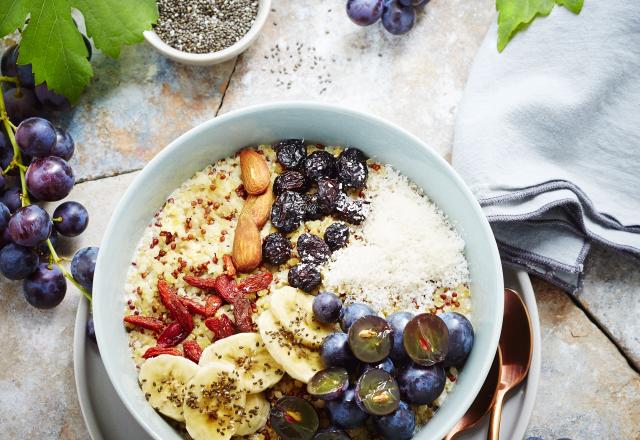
[123, 140, 475, 440]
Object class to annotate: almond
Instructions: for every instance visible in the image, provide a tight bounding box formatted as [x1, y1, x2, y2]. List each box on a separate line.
[240, 149, 271, 195]
[241, 184, 274, 229]
[232, 212, 262, 273]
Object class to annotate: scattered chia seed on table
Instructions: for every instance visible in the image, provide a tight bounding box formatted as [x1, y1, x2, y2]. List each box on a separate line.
[155, 0, 259, 54]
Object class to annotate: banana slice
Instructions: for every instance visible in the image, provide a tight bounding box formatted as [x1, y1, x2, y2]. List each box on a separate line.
[235, 393, 270, 436]
[138, 354, 199, 422]
[199, 332, 285, 393]
[257, 310, 324, 383]
[183, 362, 246, 440]
[269, 286, 336, 348]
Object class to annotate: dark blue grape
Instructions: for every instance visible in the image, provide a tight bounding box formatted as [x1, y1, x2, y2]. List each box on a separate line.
[71, 246, 98, 292]
[53, 201, 88, 237]
[398, 0, 424, 5]
[361, 357, 395, 376]
[3, 87, 40, 124]
[8, 205, 51, 246]
[0, 171, 6, 189]
[23, 263, 66, 309]
[26, 156, 75, 201]
[36, 229, 58, 256]
[355, 369, 400, 415]
[381, 2, 416, 35]
[326, 387, 368, 429]
[0, 45, 35, 88]
[348, 316, 393, 363]
[313, 427, 351, 440]
[307, 367, 349, 400]
[321, 332, 359, 370]
[51, 127, 74, 160]
[0, 202, 10, 230]
[339, 302, 376, 332]
[373, 400, 416, 440]
[0, 227, 12, 248]
[0, 243, 38, 279]
[313, 291, 343, 324]
[0, 186, 22, 212]
[347, 0, 384, 26]
[34, 84, 71, 112]
[15, 117, 57, 157]
[387, 311, 414, 365]
[440, 312, 474, 367]
[396, 363, 445, 405]
[86, 314, 97, 343]
[270, 396, 319, 440]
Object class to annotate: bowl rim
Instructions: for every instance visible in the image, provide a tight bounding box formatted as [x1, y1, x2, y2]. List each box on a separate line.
[143, 0, 271, 65]
[94, 101, 504, 440]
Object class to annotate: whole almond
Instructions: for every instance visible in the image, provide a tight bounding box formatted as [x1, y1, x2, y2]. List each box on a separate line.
[232, 213, 262, 273]
[242, 184, 274, 229]
[240, 149, 270, 195]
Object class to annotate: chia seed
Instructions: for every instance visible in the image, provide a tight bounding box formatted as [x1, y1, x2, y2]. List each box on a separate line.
[155, 0, 259, 54]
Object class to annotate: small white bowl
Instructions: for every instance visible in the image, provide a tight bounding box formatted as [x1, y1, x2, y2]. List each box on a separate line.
[143, 0, 271, 66]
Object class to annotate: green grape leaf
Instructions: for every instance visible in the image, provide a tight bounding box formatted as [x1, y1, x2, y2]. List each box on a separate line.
[0, 0, 157, 102]
[496, 0, 584, 52]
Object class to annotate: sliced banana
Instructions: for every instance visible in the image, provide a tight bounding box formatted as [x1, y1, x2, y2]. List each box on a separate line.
[183, 362, 246, 440]
[235, 393, 270, 436]
[269, 286, 336, 348]
[138, 355, 199, 422]
[257, 310, 324, 383]
[199, 332, 285, 393]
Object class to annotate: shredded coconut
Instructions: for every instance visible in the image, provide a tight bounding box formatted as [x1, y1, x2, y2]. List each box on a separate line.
[322, 165, 469, 315]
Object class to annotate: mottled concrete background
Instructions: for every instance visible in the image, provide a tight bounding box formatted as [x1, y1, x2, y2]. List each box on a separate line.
[1, 0, 639, 439]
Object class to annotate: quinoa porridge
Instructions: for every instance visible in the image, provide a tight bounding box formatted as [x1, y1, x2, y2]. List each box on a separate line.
[123, 140, 475, 440]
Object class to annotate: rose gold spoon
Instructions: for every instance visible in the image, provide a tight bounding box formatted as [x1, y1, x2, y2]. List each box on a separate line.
[443, 348, 502, 440]
[488, 288, 533, 439]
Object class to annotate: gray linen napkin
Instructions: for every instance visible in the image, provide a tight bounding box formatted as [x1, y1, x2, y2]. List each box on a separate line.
[452, 0, 640, 293]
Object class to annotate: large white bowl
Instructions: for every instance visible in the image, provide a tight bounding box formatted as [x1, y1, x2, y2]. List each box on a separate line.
[93, 102, 503, 440]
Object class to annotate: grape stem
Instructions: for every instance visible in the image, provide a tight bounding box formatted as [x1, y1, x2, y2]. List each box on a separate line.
[46, 239, 92, 302]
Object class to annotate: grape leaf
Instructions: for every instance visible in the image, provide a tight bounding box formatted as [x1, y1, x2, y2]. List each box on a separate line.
[496, 0, 584, 52]
[0, 0, 157, 102]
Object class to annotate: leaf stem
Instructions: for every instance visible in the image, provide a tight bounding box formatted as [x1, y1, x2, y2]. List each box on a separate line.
[0, 76, 19, 86]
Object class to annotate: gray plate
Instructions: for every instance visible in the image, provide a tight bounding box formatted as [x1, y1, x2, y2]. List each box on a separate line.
[73, 267, 541, 440]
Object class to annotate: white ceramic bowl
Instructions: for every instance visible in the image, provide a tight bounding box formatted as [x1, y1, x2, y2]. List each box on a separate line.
[143, 0, 271, 65]
[94, 102, 504, 440]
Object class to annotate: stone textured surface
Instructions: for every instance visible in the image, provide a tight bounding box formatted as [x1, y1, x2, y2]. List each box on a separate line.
[220, 0, 495, 160]
[525, 278, 640, 439]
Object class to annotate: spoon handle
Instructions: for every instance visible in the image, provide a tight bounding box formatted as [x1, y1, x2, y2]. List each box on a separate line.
[487, 389, 506, 440]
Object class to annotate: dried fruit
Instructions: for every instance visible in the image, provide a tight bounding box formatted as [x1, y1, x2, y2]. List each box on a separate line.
[177, 296, 207, 316]
[337, 148, 368, 189]
[183, 340, 203, 363]
[297, 233, 331, 264]
[274, 139, 307, 170]
[205, 314, 236, 339]
[335, 193, 369, 225]
[288, 263, 322, 293]
[233, 295, 254, 332]
[205, 294, 224, 317]
[341, 147, 368, 164]
[262, 232, 292, 265]
[213, 274, 241, 303]
[157, 280, 194, 333]
[223, 254, 237, 276]
[324, 223, 350, 251]
[242, 184, 274, 228]
[240, 148, 271, 195]
[271, 191, 306, 233]
[123, 315, 165, 332]
[305, 150, 337, 181]
[303, 193, 324, 221]
[237, 271, 273, 293]
[316, 177, 342, 214]
[142, 346, 183, 359]
[232, 212, 262, 273]
[157, 321, 190, 347]
[274, 170, 309, 195]
[184, 275, 217, 291]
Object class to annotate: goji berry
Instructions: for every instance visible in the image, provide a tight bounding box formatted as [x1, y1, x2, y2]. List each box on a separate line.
[183, 275, 217, 290]
[183, 340, 203, 363]
[178, 296, 207, 316]
[157, 322, 190, 347]
[205, 295, 223, 317]
[204, 314, 235, 340]
[223, 254, 236, 277]
[123, 315, 164, 332]
[142, 346, 182, 359]
[157, 279, 194, 333]
[233, 295, 254, 332]
[213, 274, 240, 303]
[237, 272, 273, 294]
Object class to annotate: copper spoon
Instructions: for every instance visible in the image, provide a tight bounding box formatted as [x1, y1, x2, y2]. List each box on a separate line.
[488, 288, 533, 439]
[443, 348, 502, 440]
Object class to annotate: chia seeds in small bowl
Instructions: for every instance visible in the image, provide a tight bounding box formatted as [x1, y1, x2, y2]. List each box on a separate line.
[144, 0, 271, 65]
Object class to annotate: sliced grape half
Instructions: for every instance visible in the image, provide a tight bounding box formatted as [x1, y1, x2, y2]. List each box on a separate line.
[355, 369, 401, 416]
[403, 313, 449, 366]
[347, 316, 392, 363]
[307, 367, 349, 400]
[270, 396, 319, 440]
[313, 427, 352, 440]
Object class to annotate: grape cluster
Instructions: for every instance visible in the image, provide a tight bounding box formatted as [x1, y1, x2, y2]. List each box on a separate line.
[346, 0, 430, 35]
[0, 46, 97, 312]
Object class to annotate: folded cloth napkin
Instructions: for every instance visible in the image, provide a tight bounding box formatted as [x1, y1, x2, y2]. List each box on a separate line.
[452, 0, 640, 293]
